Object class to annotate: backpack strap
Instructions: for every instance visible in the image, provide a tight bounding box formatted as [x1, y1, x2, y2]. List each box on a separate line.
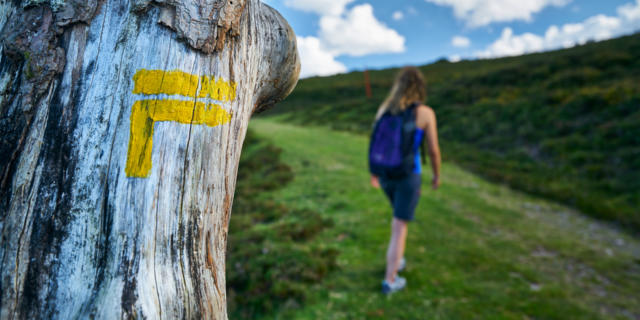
[420, 135, 427, 165]
[409, 102, 428, 165]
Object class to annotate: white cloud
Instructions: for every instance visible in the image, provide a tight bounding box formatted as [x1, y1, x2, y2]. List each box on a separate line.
[284, 2, 407, 77]
[476, 0, 640, 58]
[392, 11, 404, 21]
[425, 0, 571, 27]
[319, 4, 406, 57]
[449, 55, 462, 62]
[283, 0, 355, 16]
[452, 35, 471, 47]
[296, 36, 347, 78]
[619, 0, 640, 27]
[476, 28, 543, 57]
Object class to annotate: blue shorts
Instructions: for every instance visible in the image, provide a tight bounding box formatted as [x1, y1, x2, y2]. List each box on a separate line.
[379, 174, 422, 222]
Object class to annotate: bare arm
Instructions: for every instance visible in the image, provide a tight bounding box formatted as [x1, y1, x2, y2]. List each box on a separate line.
[418, 106, 441, 189]
[371, 175, 380, 188]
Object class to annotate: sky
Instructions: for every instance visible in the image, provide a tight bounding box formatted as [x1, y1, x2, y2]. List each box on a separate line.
[261, 0, 640, 78]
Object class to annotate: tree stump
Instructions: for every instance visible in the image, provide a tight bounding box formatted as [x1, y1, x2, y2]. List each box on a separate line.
[0, 0, 299, 318]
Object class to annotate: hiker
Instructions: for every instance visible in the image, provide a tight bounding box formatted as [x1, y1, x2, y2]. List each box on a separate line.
[369, 66, 441, 294]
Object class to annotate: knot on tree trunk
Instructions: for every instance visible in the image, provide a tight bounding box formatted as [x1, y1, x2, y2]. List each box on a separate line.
[137, 0, 248, 53]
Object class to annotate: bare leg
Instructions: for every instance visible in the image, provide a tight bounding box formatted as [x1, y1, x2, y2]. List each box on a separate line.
[385, 218, 408, 283]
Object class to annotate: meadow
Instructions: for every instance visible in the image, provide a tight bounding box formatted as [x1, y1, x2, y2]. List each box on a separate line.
[264, 33, 640, 230]
[226, 33, 640, 319]
[226, 119, 640, 319]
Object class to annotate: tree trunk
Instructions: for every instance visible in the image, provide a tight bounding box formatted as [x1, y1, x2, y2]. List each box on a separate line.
[0, 0, 299, 318]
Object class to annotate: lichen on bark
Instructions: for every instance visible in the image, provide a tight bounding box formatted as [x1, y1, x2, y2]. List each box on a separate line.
[1, 0, 99, 113]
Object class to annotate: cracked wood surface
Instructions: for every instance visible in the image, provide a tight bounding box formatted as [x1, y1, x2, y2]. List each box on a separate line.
[0, 0, 299, 319]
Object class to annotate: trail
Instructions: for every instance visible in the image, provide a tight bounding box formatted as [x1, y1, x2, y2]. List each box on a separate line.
[248, 118, 640, 320]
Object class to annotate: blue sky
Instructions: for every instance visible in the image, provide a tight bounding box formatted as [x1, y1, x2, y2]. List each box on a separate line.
[262, 0, 640, 78]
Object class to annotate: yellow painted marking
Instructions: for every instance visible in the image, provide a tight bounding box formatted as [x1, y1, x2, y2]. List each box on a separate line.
[132, 69, 200, 97]
[197, 75, 237, 102]
[126, 69, 237, 178]
[126, 100, 232, 178]
[132, 69, 236, 102]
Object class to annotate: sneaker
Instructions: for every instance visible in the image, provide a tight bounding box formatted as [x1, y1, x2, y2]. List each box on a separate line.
[397, 257, 406, 272]
[382, 276, 406, 294]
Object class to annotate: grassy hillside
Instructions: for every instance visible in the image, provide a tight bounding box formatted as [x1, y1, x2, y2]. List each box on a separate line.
[227, 131, 337, 318]
[264, 33, 640, 230]
[229, 119, 640, 319]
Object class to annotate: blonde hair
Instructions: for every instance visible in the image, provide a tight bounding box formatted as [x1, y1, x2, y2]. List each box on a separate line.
[375, 66, 426, 120]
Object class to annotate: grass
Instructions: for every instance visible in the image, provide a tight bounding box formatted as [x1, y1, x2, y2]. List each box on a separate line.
[262, 33, 640, 230]
[227, 131, 337, 318]
[228, 118, 640, 319]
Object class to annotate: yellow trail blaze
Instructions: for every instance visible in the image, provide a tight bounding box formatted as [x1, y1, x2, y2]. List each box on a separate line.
[126, 69, 237, 178]
[132, 69, 237, 102]
[126, 100, 232, 178]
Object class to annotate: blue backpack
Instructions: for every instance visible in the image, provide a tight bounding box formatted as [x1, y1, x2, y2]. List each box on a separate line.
[369, 103, 425, 179]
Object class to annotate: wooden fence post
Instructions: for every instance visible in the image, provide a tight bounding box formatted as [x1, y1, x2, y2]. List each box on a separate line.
[0, 0, 299, 318]
[364, 69, 372, 98]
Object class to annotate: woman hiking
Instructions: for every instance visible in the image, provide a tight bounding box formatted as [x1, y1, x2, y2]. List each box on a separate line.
[368, 66, 441, 294]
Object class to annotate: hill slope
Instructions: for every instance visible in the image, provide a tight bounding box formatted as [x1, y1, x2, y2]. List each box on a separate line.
[264, 33, 640, 230]
[230, 119, 640, 319]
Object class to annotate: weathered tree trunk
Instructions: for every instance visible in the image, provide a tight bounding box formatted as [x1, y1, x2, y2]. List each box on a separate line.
[0, 0, 299, 318]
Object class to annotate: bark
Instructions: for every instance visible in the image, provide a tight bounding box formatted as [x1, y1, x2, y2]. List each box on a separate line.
[0, 0, 299, 318]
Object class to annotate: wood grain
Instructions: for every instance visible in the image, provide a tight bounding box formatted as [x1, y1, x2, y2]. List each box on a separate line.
[0, 0, 299, 318]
